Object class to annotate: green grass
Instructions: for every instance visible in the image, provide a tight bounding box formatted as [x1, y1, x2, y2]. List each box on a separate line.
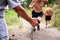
[5, 9, 32, 26]
[5, 9, 20, 26]
[5, 9, 33, 26]
[52, 4, 60, 29]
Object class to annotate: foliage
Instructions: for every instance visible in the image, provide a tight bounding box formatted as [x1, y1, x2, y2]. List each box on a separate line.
[19, 0, 31, 8]
[19, 0, 58, 8]
[48, 0, 58, 4]
[52, 4, 60, 28]
[26, 0, 32, 8]
[5, 9, 32, 26]
[5, 9, 20, 26]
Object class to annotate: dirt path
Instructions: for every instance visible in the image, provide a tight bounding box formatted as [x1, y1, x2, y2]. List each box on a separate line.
[8, 18, 60, 40]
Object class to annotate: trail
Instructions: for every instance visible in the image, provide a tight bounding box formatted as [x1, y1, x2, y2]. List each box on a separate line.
[9, 18, 60, 40]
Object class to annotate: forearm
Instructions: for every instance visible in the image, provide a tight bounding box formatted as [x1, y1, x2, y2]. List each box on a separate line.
[13, 5, 33, 23]
[29, 3, 34, 9]
[29, 0, 34, 9]
[29, 2, 32, 8]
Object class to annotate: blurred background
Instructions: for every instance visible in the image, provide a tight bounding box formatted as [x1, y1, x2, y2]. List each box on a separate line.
[5, 0, 60, 40]
[5, 0, 60, 29]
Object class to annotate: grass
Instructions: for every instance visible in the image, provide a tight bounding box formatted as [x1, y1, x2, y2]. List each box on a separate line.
[5, 9, 20, 26]
[52, 4, 60, 29]
[5, 9, 32, 26]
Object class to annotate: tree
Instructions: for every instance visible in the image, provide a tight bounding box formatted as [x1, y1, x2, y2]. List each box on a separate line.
[48, 0, 58, 4]
[19, 0, 58, 8]
[26, 0, 32, 8]
[19, 0, 32, 8]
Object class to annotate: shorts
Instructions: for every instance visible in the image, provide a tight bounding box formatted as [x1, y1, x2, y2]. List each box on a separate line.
[45, 16, 51, 21]
[32, 10, 43, 18]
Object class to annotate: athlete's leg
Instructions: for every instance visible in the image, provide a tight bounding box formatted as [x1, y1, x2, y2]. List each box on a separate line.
[45, 16, 51, 28]
[37, 17, 42, 30]
[32, 10, 38, 32]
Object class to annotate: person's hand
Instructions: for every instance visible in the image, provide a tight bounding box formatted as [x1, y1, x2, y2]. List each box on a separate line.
[30, 18, 39, 27]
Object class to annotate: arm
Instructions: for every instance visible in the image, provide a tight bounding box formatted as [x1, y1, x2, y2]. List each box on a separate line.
[29, 0, 35, 9]
[7, 0, 38, 27]
[51, 9, 53, 16]
[13, 5, 38, 27]
[44, 0, 49, 7]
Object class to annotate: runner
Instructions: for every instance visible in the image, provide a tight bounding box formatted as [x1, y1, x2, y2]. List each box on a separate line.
[45, 4, 53, 28]
[29, 0, 48, 31]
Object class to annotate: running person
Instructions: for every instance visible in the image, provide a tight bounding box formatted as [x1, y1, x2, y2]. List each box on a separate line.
[29, 0, 48, 31]
[45, 4, 53, 28]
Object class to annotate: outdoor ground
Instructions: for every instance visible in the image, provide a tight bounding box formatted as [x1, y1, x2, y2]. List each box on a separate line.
[8, 18, 60, 40]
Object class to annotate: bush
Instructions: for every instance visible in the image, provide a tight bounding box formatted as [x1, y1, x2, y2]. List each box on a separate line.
[52, 4, 60, 28]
